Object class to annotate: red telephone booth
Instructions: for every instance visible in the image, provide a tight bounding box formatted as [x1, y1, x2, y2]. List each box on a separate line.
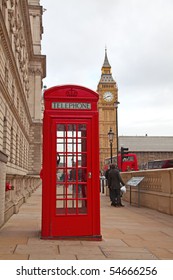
[41, 85, 101, 240]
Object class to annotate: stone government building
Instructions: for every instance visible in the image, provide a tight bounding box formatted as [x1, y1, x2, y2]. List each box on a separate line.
[0, 0, 46, 227]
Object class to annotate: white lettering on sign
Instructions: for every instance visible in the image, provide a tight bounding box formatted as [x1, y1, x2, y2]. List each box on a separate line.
[52, 102, 91, 110]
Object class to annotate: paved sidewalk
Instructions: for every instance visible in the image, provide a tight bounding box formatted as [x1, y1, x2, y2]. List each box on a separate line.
[0, 186, 173, 260]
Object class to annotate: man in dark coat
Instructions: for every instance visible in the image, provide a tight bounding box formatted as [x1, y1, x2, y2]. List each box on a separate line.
[105, 166, 110, 181]
[108, 164, 125, 207]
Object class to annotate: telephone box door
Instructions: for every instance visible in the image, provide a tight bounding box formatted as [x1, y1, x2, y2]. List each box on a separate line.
[51, 118, 93, 237]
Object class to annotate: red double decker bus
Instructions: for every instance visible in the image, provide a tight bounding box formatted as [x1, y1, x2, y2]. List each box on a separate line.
[148, 159, 173, 169]
[104, 153, 138, 172]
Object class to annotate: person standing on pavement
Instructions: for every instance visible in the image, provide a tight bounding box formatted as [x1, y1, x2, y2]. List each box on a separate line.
[108, 164, 125, 207]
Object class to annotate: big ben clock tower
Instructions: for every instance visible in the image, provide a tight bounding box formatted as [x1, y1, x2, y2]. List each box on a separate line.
[97, 49, 118, 169]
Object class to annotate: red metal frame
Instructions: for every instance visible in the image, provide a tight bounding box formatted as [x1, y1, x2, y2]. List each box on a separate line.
[41, 85, 101, 239]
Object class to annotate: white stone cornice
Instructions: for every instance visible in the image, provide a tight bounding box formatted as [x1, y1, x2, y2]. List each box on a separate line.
[30, 54, 46, 78]
[28, 66, 42, 76]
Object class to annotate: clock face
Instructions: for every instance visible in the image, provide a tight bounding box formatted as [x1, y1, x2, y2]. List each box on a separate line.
[103, 91, 113, 102]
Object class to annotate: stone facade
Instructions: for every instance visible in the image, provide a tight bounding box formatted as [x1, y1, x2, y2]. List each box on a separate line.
[0, 0, 46, 226]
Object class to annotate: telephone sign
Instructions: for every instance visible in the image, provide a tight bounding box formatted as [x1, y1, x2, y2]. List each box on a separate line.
[41, 85, 101, 240]
[52, 102, 91, 110]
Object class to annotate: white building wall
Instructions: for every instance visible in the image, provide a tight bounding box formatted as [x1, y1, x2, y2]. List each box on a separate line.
[0, 0, 46, 227]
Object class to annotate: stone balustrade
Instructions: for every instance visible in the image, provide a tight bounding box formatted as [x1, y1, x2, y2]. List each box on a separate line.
[121, 168, 173, 215]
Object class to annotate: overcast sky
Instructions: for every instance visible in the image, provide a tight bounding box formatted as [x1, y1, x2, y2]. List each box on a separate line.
[40, 0, 173, 136]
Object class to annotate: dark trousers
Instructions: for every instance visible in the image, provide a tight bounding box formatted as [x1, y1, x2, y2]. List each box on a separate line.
[109, 188, 121, 205]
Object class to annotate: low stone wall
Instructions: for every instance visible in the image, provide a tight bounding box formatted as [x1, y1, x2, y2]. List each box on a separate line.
[121, 168, 173, 215]
[3, 174, 41, 226]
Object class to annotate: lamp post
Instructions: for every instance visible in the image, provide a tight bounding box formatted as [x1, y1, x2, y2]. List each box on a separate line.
[108, 128, 114, 163]
[114, 101, 120, 164]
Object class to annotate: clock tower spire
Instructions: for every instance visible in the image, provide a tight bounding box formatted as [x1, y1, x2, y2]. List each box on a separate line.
[99, 48, 116, 84]
[102, 47, 111, 69]
[97, 49, 118, 170]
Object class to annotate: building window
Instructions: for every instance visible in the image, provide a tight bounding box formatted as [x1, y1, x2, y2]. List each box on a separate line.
[15, 134, 19, 166]
[3, 117, 7, 153]
[10, 127, 14, 163]
[19, 135, 23, 167]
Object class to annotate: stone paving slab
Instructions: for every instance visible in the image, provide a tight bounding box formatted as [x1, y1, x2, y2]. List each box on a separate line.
[168, 249, 173, 253]
[27, 237, 82, 246]
[76, 254, 107, 260]
[14, 244, 59, 255]
[0, 245, 16, 254]
[100, 245, 158, 260]
[59, 245, 103, 256]
[0, 254, 29, 260]
[0, 237, 28, 245]
[81, 239, 127, 246]
[162, 229, 173, 237]
[29, 254, 77, 260]
[100, 246, 149, 253]
[123, 238, 173, 250]
[104, 251, 158, 260]
[137, 232, 172, 240]
[100, 239, 128, 247]
[147, 248, 173, 260]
